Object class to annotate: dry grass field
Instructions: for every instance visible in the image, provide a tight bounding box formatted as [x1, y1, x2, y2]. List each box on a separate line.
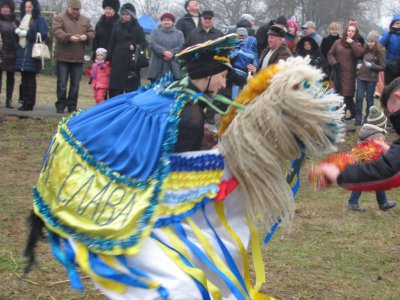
[0, 73, 399, 299]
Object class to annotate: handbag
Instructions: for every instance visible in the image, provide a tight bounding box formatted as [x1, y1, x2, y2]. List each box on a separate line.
[131, 45, 149, 69]
[32, 33, 50, 68]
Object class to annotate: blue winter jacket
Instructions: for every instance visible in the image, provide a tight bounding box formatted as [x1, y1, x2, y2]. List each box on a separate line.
[379, 14, 400, 65]
[15, 15, 48, 72]
[229, 36, 258, 76]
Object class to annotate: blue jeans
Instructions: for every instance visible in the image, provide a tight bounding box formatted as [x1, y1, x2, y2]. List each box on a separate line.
[55, 62, 83, 111]
[355, 79, 377, 123]
[349, 191, 387, 206]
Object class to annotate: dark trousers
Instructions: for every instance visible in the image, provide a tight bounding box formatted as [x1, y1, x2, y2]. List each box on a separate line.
[108, 89, 124, 98]
[349, 191, 387, 206]
[0, 70, 15, 101]
[355, 79, 377, 123]
[344, 96, 355, 117]
[21, 71, 37, 107]
[55, 62, 83, 111]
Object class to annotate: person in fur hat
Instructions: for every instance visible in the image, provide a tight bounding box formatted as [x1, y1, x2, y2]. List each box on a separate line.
[346, 106, 396, 211]
[107, 2, 146, 96]
[92, 0, 120, 62]
[0, 0, 18, 108]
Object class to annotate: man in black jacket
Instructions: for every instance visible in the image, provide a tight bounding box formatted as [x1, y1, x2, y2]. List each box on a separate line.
[176, 0, 201, 41]
[184, 10, 223, 48]
[318, 77, 400, 210]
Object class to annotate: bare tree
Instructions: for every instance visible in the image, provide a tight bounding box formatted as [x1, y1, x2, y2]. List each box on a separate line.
[132, 0, 180, 20]
[40, 0, 68, 12]
[201, 0, 379, 30]
[261, 0, 298, 22]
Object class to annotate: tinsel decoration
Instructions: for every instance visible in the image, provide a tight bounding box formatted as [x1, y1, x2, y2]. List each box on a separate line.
[308, 140, 384, 190]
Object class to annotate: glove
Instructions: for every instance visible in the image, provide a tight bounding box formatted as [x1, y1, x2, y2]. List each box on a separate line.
[18, 30, 27, 37]
[356, 63, 362, 70]
[15, 28, 21, 35]
[365, 62, 372, 68]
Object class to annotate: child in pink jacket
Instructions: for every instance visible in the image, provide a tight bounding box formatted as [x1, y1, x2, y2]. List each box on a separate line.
[91, 48, 110, 104]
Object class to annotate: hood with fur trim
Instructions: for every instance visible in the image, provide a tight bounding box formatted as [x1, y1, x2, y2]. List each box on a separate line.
[20, 0, 41, 18]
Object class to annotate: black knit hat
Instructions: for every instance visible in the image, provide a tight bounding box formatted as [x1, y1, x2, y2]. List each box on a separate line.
[120, 3, 136, 18]
[275, 15, 287, 27]
[102, 0, 120, 11]
[187, 59, 230, 79]
[0, 0, 15, 12]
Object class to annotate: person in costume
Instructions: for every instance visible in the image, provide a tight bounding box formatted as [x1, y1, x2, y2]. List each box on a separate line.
[25, 34, 345, 299]
[316, 77, 400, 200]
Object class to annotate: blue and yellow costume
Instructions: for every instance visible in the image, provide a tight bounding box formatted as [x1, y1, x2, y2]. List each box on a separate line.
[28, 35, 345, 300]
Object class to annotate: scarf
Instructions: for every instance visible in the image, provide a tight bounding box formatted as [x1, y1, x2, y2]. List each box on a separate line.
[91, 60, 105, 79]
[18, 14, 32, 48]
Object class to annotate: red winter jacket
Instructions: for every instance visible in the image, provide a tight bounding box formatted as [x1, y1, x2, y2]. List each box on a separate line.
[91, 61, 110, 89]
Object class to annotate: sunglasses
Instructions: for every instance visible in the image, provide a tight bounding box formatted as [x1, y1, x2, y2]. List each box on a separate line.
[202, 16, 213, 20]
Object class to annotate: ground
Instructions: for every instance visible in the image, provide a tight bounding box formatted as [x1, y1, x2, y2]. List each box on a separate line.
[0, 74, 399, 299]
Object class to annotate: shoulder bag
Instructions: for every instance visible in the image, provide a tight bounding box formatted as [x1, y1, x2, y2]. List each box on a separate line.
[32, 32, 50, 68]
[132, 45, 149, 69]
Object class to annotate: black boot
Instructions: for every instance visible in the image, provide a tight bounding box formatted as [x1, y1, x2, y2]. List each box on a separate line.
[18, 83, 23, 104]
[6, 99, 14, 109]
[6, 78, 14, 108]
[18, 104, 33, 111]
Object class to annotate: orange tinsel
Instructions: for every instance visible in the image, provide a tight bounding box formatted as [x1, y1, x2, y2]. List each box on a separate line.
[308, 140, 384, 190]
[349, 140, 384, 163]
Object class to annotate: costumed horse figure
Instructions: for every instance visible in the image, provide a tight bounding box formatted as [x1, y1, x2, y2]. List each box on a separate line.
[24, 34, 344, 300]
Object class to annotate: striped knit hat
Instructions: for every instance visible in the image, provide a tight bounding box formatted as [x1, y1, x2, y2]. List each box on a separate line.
[358, 106, 387, 141]
[367, 106, 387, 129]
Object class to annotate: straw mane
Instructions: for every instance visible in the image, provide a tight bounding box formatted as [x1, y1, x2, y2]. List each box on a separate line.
[220, 57, 344, 228]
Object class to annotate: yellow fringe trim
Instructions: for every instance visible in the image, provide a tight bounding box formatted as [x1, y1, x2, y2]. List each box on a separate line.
[163, 170, 223, 190]
[218, 64, 281, 136]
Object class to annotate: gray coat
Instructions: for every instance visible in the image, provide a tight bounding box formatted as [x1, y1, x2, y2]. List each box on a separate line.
[148, 25, 184, 81]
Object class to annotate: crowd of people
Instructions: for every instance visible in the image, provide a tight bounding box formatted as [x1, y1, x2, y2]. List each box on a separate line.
[0, 0, 399, 124]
